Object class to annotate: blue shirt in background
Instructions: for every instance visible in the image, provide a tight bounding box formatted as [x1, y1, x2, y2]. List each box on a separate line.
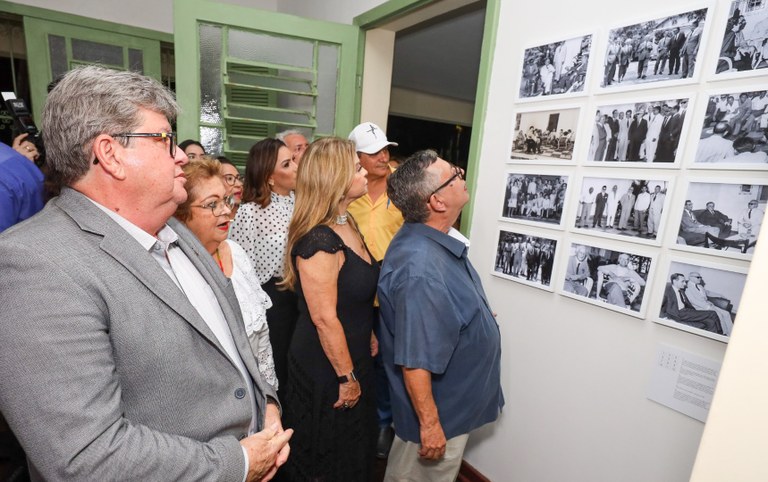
[0, 142, 44, 232]
[378, 222, 504, 443]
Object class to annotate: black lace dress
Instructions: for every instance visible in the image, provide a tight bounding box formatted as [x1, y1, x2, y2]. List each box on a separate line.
[282, 225, 379, 481]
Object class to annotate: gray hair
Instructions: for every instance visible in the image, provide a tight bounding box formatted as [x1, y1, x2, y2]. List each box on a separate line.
[387, 149, 440, 223]
[276, 129, 307, 142]
[42, 65, 179, 186]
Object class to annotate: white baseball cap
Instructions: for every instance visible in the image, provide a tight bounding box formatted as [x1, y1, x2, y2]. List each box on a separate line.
[348, 122, 398, 154]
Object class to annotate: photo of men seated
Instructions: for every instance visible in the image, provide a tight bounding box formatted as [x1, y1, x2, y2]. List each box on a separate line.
[501, 173, 568, 225]
[588, 98, 689, 164]
[695, 90, 768, 165]
[493, 230, 557, 289]
[658, 260, 747, 340]
[511, 108, 579, 161]
[676, 182, 766, 255]
[574, 177, 669, 242]
[715, 1, 768, 76]
[561, 242, 652, 315]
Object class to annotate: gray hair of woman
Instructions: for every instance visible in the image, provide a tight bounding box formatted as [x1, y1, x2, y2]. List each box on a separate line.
[42, 65, 178, 186]
[386, 149, 441, 224]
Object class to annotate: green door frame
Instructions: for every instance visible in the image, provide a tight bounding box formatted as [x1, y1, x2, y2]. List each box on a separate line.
[353, 0, 501, 236]
[0, 0, 171, 123]
[173, 0, 360, 144]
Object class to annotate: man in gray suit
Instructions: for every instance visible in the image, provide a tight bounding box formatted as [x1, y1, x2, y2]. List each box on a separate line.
[0, 66, 292, 481]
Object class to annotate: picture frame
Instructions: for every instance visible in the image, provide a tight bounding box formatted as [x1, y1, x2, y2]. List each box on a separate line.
[583, 93, 695, 168]
[516, 32, 594, 102]
[491, 227, 560, 292]
[688, 86, 768, 169]
[654, 256, 748, 343]
[500, 170, 570, 230]
[710, 0, 768, 82]
[596, 4, 712, 93]
[558, 239, 656, 319]
[571, 174, 673, 246]
[509, 105, 581, 163]
[672, 178, 768, 260]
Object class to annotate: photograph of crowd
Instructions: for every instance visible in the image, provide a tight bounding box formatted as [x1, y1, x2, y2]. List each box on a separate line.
[493, 229, 558, 291]
[518, 34, 592, 99]
[510, 108, 579, 161]
[587, 97, 691, 164]
[694, 89, 768, 166]
[574, 177, 670, 243]
[657, 258, 747, 341]
[501, 173, 569, 227]
[599, 8, 708, 89]
[676, 181, 766, 257]
[715, 0, 768, 77]
[560, 241, 654, 317]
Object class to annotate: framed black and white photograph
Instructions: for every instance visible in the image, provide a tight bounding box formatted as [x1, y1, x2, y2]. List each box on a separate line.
[585, 95, 693, 167]
[674, 179, 768, 259]
[712, 0, 768, 81]
[572, 176, 672, 245]
[655, 256, 748, 342]
[559, 240, 655, 318]
[517, 33, 593, 102]
[510, 106, 580, 163]
[597, 6, 710, 92]
[690, 87, 768, 169]
[500, 171, 570, 229]
[492, 228, 559, 292]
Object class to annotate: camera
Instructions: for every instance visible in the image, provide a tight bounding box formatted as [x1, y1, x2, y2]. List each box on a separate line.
[2, 91, 45, 167]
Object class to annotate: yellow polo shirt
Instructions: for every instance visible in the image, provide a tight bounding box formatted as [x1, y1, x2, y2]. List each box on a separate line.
[348, 191, 404, 262]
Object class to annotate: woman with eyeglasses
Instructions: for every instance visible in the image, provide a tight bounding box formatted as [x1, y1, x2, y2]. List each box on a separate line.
[230, 138, 298, 400]
[280, 137, 377, 481]
[174, 156, 278, 390]
[217, 155, 244, 219]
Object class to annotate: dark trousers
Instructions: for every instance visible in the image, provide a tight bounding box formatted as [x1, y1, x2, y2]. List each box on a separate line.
[262, 277, 299, 402]
[373, 307, 393, 427]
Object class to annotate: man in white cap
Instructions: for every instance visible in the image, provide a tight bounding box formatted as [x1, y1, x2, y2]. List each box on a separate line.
[347, 121, 404, 459]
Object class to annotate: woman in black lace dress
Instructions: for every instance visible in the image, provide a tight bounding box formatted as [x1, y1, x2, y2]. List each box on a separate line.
[280, 137, 379, 481]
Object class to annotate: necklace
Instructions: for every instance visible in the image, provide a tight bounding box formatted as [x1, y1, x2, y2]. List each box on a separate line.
[214, 248, 224, 272]
[335, 212, 348, 225]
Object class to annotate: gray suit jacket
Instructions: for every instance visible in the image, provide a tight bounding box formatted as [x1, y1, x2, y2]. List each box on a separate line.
[0, 188, 278, 481]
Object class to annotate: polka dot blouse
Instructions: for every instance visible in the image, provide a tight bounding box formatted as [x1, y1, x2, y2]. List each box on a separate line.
[229, 191, 295, 285]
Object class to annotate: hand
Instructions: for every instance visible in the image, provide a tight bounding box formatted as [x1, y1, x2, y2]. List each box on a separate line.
[240, 423, 293, 482]
[370, 332, 379, 357]
[12, 133, 39, 162]
[333, 379, 361, 410]
[418, 420, 446, 460]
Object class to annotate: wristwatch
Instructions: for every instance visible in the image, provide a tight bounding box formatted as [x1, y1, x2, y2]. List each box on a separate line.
[337, 370, 358, 384]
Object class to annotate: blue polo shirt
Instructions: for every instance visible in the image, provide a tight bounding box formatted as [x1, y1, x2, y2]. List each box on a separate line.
[0, 142, 44, 232]
[378, 222, 504, 443]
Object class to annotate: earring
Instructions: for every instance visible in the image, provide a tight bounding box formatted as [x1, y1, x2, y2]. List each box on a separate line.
[269, 180, 274, 186]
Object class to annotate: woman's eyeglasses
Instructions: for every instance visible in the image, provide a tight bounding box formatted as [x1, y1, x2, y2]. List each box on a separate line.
[223, 174, 244, 186]
[193, 195, 235, 216]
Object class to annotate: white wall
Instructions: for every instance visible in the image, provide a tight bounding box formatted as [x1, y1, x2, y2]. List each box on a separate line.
[464, 1, 767, 481]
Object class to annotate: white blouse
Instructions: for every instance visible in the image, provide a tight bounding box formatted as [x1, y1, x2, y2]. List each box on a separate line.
[230, 192, 294, 285]
[227, 240, 278, 390]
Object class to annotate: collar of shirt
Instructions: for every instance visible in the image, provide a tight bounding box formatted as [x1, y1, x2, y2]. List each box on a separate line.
[87, 197, 178, 250]
[405, 223, 467, 258]
[270, 190, 294, 205]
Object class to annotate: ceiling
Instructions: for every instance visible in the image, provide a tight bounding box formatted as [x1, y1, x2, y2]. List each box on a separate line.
[390, 2, 485, 103]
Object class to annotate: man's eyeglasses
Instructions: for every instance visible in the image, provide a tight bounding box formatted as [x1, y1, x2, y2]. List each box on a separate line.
[428, 164, 465, 200]
[193, 195, 235, 216]
[223, 173, 243, 186]
[113, 132, 177, 159]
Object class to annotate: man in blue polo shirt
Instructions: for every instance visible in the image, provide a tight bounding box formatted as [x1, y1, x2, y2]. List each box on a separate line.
[0, 136, 44, 232]
[378, 149, 504, 481]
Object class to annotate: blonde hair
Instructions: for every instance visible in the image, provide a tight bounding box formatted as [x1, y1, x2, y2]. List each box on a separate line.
[281, 137, 356, 290]
[174, 155, 223, 222]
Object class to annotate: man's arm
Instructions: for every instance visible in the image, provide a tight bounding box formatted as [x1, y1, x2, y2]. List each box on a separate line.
[402, 367, 446, 460]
